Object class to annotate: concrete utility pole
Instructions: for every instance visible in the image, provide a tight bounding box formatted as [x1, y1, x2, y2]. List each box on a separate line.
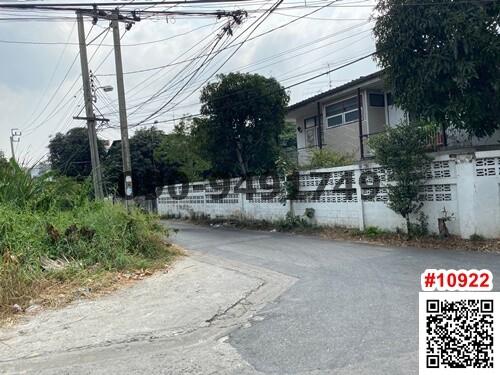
[112, 8, 133, 203]
[76, 11, 104, 200]
[9, 128, 21, 162]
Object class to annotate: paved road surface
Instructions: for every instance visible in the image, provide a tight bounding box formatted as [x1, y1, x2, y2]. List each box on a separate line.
[169, 221, 500, 374]
[0, 253, 294, 374]
[2, 221, 500, 374]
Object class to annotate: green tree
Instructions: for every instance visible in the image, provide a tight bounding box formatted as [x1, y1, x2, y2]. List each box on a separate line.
[374, 0, 500, 137]
[48, 127, 105, 180]
[104, 127, 182, 197]
[199, 73, 290, 176]
[154, 119, 211, 183]
[369, 121, 432, 236]
[102, 139, 123, 195]
[279, 121, 298, 151]
[0, 152, 7, 168]
[279, 120, 298, 166]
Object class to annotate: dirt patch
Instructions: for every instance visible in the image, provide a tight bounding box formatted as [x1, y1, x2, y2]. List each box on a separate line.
[318, 227, 500, 253]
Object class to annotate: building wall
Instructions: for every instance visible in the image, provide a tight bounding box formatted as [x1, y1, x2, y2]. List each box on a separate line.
[365, 96, 386, 134]
[292, 88, 407, 164]
[293, 91, 371, 164]
[158, 150, 500, 239]
[386, 102, 406, 127]
[322, 119, 368, 160]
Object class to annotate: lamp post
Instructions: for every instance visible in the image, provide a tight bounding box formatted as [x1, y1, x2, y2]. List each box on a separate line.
[92, 84, 114, 103]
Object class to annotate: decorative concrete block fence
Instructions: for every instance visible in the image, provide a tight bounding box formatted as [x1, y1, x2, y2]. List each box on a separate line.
[158, 150, 500, 239]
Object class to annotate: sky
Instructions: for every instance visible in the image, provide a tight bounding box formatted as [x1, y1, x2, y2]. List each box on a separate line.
[0, 0, 378, 165]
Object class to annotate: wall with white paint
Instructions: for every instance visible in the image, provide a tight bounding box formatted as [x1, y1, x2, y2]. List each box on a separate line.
[158, 150, 500, 239]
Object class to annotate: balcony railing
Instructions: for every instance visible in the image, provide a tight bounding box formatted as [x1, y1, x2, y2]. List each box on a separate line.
[425, 127, 446, 151]
[361, 128, 445, 157]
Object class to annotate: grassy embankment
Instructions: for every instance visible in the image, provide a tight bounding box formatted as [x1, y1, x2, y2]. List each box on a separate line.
[0, 160, 179, 321]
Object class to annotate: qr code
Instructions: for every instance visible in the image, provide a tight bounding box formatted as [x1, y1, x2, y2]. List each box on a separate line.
[420, 292, 500, 374]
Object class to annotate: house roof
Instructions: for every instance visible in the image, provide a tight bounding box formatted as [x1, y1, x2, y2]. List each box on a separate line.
[287, 70, 384, 112]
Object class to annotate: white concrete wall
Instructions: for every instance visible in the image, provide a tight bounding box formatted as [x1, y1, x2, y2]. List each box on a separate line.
[158, 150, 500, 239]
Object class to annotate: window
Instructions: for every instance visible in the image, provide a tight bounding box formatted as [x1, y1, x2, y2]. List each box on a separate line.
[386, 92, 394, 106]
[369, 93, 385, 107]
[304, 116, 316, 129]
[325, 96, 361, 127]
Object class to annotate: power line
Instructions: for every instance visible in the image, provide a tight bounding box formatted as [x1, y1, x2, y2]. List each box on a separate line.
[23, 23, 95, 134]
[138, 0, 356, 124]
[104, 47, 374, 118]
[136, 0, 284, 124]
[96, 0, 367, 76]
[127, 21, 234, 118]
[8, 0, 379, 160]
[23, 23, 114, 136]
[106, 3, 368, 117]
[123, 8, 251, 116]
[121, 22, 221, 100]
[0, 0, 493, 10]
[0, 14, 239, 45]
[109, 0, 341, 120]
[0, 1, 265, 8]
[111, 21, 372, 116]
[93, 28, 128, 73]
[125, 51, 376, 128]
[21, 20, 77, 129]
[272, 11, 372, 20]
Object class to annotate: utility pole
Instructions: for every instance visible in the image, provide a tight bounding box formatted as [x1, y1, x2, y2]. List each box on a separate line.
[112, 8, 133, 203]
[9, 128, 21, 162]
[76, 11, 104, 200]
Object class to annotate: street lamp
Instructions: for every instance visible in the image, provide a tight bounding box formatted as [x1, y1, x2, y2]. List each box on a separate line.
[92, 85, 114, 102]
[99, 85, 114, 93]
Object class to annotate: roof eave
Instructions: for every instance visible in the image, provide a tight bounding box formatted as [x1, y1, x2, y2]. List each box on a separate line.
[287, 70, 385, 114]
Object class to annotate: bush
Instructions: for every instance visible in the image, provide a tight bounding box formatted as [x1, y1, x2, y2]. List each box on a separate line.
[0, 160, 174, 316]
[368, 121, 432, 236]
[469, 233, 485, 242]
[307, 149, 353, 169]
[350, 226, 387, 238]
[363, 226, 385, 238]
[408, 212, 429, 237]
[275, 212, 313, 231]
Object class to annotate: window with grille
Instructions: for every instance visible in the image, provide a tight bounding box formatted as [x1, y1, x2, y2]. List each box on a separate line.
[325, 96, 361, 128]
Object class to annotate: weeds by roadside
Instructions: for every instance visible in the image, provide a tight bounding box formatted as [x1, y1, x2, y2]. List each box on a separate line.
[0, 160, 179, 322]
[165, 213, 500, 253]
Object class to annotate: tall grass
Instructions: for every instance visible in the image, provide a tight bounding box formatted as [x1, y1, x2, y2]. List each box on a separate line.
[0, 160, 174, 316]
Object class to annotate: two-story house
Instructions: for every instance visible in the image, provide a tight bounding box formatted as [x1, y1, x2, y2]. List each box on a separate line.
[287, 70, 500, 165]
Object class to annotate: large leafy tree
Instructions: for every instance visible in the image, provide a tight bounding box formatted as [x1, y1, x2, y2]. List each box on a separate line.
[49, 127, 105, 180]
[154, 119, 211, 183]
[0, 152, 7, 168]
[104, 127, 182, 197]
[199, 73, 290, 176]
[278, 120, 298, 164]
[374, 0, 500, 137]
[102, 139, 124, 195]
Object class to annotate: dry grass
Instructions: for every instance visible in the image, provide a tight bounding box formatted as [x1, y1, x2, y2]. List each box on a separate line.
[170, 216, 500, 253]
[319, 227, 500, 253]
[0, 245, 185, 326]
[0, 161, 185, 325]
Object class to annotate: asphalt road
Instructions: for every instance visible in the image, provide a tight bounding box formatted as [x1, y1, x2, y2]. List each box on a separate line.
[169, 221, 500, 375]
